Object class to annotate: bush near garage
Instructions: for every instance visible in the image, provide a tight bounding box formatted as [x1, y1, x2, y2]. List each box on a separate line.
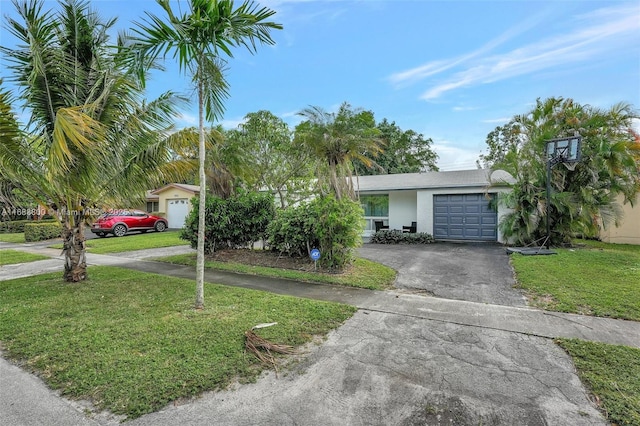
[0, 219, 57, 234]
[24, 222, 62, 242]
[267, 195, 364, 270]
[180, 190, 275, 254]
[370, 229, 435, 244]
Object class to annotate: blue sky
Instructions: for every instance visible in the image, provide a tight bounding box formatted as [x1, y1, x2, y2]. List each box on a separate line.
[1, 0, 639, 170]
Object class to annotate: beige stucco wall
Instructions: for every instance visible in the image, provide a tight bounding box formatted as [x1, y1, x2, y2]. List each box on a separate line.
[156, 187, 196, 215]
[600, 194, 640, 245]
[148, 186, 197, 228]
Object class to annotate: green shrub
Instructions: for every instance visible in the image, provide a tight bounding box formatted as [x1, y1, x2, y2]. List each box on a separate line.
[0, 219, 57, 234]
[267, 195, 364, 270]
[370, 229, 435, 244]
[266, 202, 318, 258]
[314, 196, 364, 269]
[24, 222, 62, 242]
[180, 190, 275, 254]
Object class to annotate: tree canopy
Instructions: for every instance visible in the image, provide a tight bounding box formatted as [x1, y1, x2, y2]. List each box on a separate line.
[483, 97, 640, 246]
[295, 102, 383, 200]
[355, 119, 439, 175]
[224, 110, 314, 207]
[0, 0, 191, 281]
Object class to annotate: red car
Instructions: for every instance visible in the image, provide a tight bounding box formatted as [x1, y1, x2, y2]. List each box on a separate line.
[90, 210, 168, 237]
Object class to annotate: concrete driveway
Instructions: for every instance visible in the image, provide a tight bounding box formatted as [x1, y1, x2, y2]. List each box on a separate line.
[359, 242, 526, 306]
[127, 309, 603, 426]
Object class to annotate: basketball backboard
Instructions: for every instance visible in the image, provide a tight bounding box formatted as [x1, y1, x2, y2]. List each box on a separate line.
[546, 136, 581, 163]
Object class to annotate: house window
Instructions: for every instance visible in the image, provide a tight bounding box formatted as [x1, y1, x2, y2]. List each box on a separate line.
[146, 201, 159, 213]
[360, 195, 389, 233]
[361, 195, 389, 217]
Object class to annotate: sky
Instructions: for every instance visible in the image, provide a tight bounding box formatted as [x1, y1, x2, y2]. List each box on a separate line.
[1, 0, 639, 171]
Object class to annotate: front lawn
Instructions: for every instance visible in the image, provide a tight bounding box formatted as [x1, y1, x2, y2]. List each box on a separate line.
[0, 233, 26, 244]
[0, 266, 356, 419]
[557, 339, 640, 426]
[50, 230, 188, 254]
[0, 249, 49, 266]
[157, 253, 396, 290]
[510, 240, 640, 321]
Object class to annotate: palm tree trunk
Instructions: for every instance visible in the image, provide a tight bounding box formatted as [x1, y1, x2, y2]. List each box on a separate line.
[329, 160, 341, 200]
[62, 210, 87, 282]
[195, 74, 206, 309]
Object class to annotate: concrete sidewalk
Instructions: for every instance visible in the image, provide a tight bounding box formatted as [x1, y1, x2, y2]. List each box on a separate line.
[1, 242, 638, 425]
[3, 242, 640, 348]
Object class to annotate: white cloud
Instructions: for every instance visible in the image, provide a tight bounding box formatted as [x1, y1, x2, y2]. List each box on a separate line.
[219, 118, 246, 130]
[452, 105, 479, 112]
[433, 140, 480, 171]
[388, 7, 549, 88]
[418, 4, 639, 100]
[388, 4, 639, 101]
[176, 113, 197, 127]
[482, 117, 511, 124]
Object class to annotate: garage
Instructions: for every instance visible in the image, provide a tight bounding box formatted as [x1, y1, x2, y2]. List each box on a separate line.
[433, 193, 497, 241]
[167, 199, 190, 229]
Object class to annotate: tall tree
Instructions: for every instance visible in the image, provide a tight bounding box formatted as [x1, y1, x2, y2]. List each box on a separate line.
[476, 121, 524, 171]
[489, 97, 640, 245]
[225, 110, 314, 207]
[355, 119, 439, 175]
[295, 102, 382, 200]
[130, 0, 282, 309]
[0, 0, 190, 281]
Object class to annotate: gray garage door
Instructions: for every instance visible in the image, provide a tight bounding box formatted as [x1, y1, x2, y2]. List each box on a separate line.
[433, 194, 497, 241]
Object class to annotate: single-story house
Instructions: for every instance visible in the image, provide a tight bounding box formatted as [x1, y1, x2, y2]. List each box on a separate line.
[354, 169, 515, 243]
[143, 183, 199, 229]
[143, 172, 640, 245]
[599, 193, 640, 245]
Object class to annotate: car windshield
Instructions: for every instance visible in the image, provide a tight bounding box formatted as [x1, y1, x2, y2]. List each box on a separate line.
[99, 211, 129, 218]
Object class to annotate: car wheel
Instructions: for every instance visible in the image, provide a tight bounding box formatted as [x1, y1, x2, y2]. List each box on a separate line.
[113, 224, 127, 237]
[155, 221, 167, 232]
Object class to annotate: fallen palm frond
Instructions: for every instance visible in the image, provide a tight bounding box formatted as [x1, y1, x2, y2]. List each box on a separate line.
[244, 323, 297, 377]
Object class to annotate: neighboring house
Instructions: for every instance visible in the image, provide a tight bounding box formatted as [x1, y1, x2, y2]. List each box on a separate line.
[355, 169, 515, 243]
[599, 193, 640, 245]
[144, 183, 199, 229]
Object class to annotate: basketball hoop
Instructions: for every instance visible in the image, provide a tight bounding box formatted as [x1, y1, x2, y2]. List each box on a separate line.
[544, 135, 582, 248]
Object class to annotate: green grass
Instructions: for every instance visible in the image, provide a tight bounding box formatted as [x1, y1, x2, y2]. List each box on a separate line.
[510, 240, 640, 320]
[557, 339, 640, 426]
[157, 253, 397, 290]
[0, 233, 26, 244]
[0, 249, 50, 266]
[0, 266, 356, 419]
[50, 231, 188, 254]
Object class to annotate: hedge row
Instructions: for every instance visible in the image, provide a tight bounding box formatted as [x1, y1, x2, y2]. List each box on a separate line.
[0, 219, 57, 234]
[369, 229, 435, 244]
[24, 222, 62, 242]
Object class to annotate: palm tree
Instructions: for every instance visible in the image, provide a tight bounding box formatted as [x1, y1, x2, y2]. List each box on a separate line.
[130, 0, 282, 309]
[497, 97, 640, 245]
[295, 102, 382, 200]
[0, 0, 191, 282]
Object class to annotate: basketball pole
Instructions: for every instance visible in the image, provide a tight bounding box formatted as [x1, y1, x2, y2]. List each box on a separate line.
[544, 135, 581, 249]
[546, 157, 552, 249]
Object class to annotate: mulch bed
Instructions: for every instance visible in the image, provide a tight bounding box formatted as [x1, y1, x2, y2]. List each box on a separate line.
[207, 249, 326, 272]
